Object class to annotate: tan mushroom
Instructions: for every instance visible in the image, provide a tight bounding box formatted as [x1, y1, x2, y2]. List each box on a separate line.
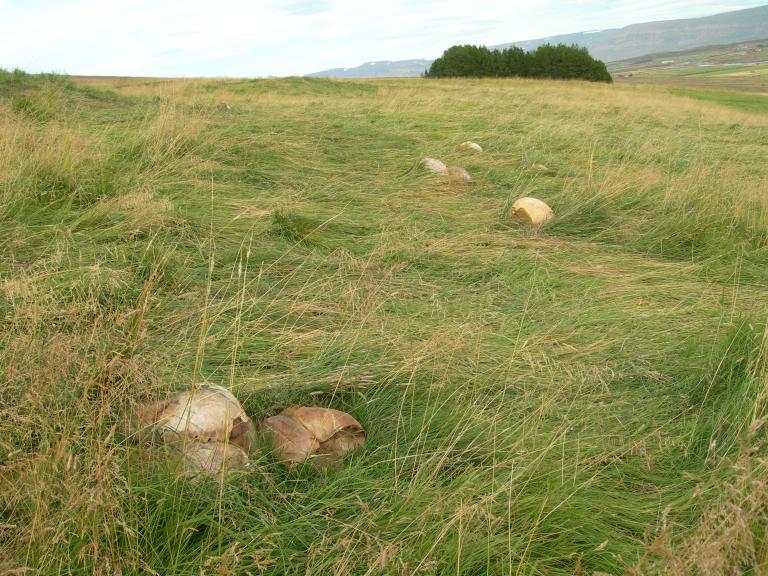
[259, 414, 319, 463]
[457, 141, 483, 153]
[260, 406, 365, 466]
[447, 166, 471, 182]
[138, 385, 255, 450]
[510, 197, 554, 228]
[420, 157, 448, 176]
[135, 385, 256, 475]
[180, 441, 249, 476]
[531, 163, 549, 171]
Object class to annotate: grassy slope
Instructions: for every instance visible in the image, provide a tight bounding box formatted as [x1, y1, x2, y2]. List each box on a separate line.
[670, 88, 768, 114]
[612, 41, 768, 94]
[1, 71, 768, 574]
[610, 39, 768, 71]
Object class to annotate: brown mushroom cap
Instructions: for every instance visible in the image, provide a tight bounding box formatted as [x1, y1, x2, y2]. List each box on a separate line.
[280, 406, 364, 442]
[318, 430, 367, 460]
[260, 414, 320, 463]
[446, 166, 471, 182]
[511, 197, 554, 227]
[261, 406, 366, 465]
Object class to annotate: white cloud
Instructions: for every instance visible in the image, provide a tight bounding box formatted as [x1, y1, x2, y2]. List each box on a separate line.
[0, 0, 764, 76]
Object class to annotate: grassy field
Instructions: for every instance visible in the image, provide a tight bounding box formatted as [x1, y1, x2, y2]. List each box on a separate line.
[616, 67, 768, 94]
[669, 89, 768, 114]
[1, 69, 768, 575]
[612, 40, 768, 94]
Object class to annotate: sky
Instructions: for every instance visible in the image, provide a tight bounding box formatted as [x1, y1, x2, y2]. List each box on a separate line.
[0, 0, 766, 77]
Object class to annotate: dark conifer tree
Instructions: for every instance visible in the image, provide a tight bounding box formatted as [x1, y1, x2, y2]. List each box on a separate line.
[425, 43, 612, 83]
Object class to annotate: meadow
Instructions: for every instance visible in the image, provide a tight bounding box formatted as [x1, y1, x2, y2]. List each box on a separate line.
[1, 69, 768, 575]
[612, 40, 768, 94]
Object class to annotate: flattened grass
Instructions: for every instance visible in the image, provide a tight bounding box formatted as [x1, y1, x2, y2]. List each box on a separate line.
[1, 72, 767, 574]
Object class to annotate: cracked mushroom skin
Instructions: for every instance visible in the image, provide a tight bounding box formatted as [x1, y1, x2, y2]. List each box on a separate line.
[259, 414, 320, 464]
[510, 197, 554, 227]
[136, 384, 256, 452]
[181, 441, 249, 476]
[261, 406, 366, 465]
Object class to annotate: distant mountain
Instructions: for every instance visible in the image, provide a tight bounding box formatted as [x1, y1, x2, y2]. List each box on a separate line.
[492, 4, 768, 63]
[307, 4, 768, 78]
[306, 59, 432, 78]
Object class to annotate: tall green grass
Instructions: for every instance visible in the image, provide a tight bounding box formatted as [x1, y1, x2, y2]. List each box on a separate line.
[1, 73, 767, 574]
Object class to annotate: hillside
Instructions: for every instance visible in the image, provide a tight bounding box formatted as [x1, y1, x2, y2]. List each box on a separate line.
[493, 4, 768, 62]
[308, 4, 768, 77]
[611, 39, 768, 93]
[1, 71, 768, 574]
[306, 59, 432, 78]
[610, 38, 768, 70]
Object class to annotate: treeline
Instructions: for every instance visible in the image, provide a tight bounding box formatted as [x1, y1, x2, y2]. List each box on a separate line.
[425, 44, 612, 83]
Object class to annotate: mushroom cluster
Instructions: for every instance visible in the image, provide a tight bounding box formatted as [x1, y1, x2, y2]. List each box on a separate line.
[417, 142, 556, 231]
[135, 386, 366, 475]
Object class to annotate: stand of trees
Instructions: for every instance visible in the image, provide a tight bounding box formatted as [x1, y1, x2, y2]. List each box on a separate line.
[425, 44, 612, 83]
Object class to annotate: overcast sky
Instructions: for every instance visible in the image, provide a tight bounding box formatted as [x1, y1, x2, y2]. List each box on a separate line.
[1, 0, 765, 77]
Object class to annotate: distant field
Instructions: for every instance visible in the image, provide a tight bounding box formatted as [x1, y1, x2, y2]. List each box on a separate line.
[2, 71, 768, 575]
[671, 88, 768, 113]
[613, 39, 768, 93]
[616, 69, 768, 93]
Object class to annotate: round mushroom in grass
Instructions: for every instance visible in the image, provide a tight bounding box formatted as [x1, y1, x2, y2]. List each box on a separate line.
[447, 166, 471, 182]
[135, 384, 256, 476]
[510, 197, 554, 229]
[177, 441, 250, 476]
[260, 406, 366, 467]
[421, 157, 448, 176]
[420, 158, 471, 182]
[457, 141, 483, 153]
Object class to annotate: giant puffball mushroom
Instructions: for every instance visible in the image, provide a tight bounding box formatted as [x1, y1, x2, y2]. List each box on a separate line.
[260, 406, 366, 466]
[447, 166, 471, 182]
[457, 141, 483, 153]
[179, 441, 249, 476]
[259, 414, 319, 463]
[420, 157, 448, 176]
[510, 197, 554, 228]
[136, 384, 256, 452]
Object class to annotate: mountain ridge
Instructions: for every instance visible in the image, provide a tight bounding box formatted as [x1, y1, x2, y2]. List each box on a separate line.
[306, 59, 432, 79]
[307, 4, 768, 78]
